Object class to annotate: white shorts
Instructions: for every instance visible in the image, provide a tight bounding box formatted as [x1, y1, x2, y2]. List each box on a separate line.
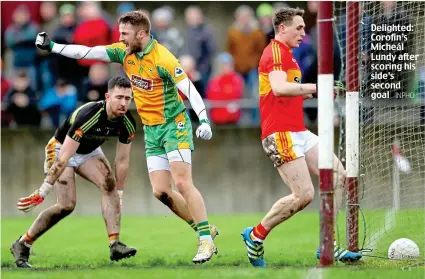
[44, 137, 104, 174]
[146, 149, 192, 173]
[262, 130, 318, 167]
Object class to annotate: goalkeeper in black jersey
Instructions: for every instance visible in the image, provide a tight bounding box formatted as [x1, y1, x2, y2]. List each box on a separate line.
[11, 76, 137, 268]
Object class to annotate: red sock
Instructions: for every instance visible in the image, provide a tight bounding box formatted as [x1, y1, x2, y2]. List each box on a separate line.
[108, 233, 119, 243]
[251, 223, 270, 241]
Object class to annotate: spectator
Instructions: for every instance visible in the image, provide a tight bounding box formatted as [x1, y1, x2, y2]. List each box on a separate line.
[303, 1, 319, 34]
[52, 4, 77, 49]
[1, 59, 13, 127]
[37, 1, 58, 92]
[39, 78, 77, 128]
[179, 55, 203, 97]
[227, 5, 266, 97]
[1, 2, 41, 56]
[206, 53, 244, 125]
[151, 7, 184, 57]
[256, 3, 274, 44]
[39, 2, 58, 35]
[5, 5, 40, 90]
[81, 63, 109, 102]
[52, 4, 86, 93]
[184, 6, 217, 93]
[4, 70, 41, 127]
[178, 54, 203, 121]
[1, 60, 11, 97]
[272, 2, 290, 13]
[73, 2, 110, 70]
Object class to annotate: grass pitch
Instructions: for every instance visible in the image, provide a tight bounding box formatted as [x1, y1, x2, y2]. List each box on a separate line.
[2, 212, 424, 278]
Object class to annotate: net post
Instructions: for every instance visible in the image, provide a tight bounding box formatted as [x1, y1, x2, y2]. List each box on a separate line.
[345, 1, 360, 253]
[318, 1, 334, 267]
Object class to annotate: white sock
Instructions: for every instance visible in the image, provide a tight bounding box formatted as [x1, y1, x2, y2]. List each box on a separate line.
[19, 236, 32, 248]
[199, 235, 213, 243]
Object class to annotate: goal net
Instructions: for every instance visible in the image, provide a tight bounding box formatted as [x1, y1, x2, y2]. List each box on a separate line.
[334, 1, 425, 262]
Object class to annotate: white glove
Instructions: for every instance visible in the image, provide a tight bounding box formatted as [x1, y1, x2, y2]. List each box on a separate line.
[117, 190, 124, 210]
[196, 119, 212, 140]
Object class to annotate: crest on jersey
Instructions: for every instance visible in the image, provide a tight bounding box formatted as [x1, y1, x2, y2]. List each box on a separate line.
[127, 132, 135, 143]
[177, 122, 185, 129]
[131, 74, 153, 91]
[74, 128, 84, 139]
[174, 67, 184, 78]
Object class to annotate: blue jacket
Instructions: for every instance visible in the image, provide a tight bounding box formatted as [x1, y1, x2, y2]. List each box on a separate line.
[39, 86, 77, 116]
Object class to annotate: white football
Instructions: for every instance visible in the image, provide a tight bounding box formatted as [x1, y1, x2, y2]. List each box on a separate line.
[388, 238, 420, 260]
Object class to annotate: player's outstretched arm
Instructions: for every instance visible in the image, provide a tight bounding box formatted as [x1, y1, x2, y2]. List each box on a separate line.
[269, 70, 316, 97]
[35, 32, 111, 62]
[114, 142, 132, 209]
[17, 136, 80, 212]
[176, 78, 212, 140]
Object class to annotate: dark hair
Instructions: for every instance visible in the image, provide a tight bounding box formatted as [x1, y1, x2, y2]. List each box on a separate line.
[108, 76, 131, 91]
[118, 10, 150, 33]
[273, 7, 304, 33]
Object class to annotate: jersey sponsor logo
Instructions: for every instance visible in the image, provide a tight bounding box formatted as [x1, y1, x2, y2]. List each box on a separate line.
[74, 128, 84, 139]
[131, 74, 153, 91]
[127, 60, 136, 65]
[174, 67, 184, 78]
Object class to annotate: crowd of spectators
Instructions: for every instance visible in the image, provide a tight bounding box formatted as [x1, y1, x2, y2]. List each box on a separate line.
[2, 2, 423, 129]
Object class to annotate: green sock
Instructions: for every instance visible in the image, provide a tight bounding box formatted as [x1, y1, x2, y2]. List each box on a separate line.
[196, 221, 211, 237]
[188, 220, 197, 232]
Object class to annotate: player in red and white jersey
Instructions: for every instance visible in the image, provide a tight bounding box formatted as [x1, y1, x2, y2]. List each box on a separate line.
[241, 7, 362, 267]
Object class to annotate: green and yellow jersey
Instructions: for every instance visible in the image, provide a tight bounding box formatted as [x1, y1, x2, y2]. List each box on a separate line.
[105, 38, 187, 126]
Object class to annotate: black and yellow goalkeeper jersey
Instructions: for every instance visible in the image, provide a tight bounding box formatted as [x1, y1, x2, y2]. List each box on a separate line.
[54, 101, 136, 154]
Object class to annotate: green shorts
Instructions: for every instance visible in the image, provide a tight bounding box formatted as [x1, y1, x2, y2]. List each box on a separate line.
[144, 111, 194, 157]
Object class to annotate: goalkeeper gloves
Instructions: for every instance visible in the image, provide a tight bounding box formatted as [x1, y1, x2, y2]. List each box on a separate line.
[17, 181, 53, 213]
[35, 32, 54, 52]
[196, 119, 212, 140]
